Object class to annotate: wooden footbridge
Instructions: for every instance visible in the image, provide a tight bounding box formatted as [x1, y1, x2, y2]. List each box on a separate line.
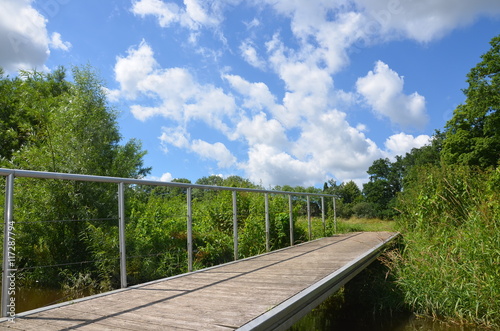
[0, 232, 398, 331]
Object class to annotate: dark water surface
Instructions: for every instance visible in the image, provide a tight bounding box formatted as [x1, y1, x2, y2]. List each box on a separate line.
[289, 294, 488, 331]
[16, 287, 69, 313]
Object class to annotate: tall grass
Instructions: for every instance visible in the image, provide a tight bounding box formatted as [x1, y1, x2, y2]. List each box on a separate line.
[394, 165, 500, 327]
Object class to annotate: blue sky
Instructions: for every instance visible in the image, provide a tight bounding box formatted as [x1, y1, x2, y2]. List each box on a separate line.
[1, 0, 500, 187]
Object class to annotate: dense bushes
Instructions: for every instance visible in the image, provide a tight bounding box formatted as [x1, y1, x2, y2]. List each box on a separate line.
[0, 178, 329, 302]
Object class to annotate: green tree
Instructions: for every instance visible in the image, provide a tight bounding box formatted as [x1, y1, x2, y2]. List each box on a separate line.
[2, 66, 150, 177]
[403, 130, 444, 169]
[441, 34, 500, 168]
[363, 158, 403, 219]
[325, 180, 363, 218]
[338, 181, 362, 204]
[223, 175, 256, 188]
[195, 175, 224, 186]
[0, 66, 150, 287]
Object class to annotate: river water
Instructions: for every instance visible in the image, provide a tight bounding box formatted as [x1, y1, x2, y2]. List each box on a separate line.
[289, 293, 487, 331]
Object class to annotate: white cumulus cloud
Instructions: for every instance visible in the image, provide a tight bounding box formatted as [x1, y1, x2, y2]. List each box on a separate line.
[191, 140, 236, 168]
[159, 126, 191, 152]
[120, 0, 496, 187]
[112, 41, 236, 134]
[158, 126, 236, 169]
[131, 0, 223, 30]
[292, 110, 382, 182]
[384, 133, 431, 158]
[0, 0, 70, 72]
[49, 32, 71, 51]
[356, 61, 428, 129]
[235, 112, 288, 149]
[0, 0, 49, 72]
[354, 0, 500, 42]
[112, 40, 158, 100]
[243, 144, 324, 188]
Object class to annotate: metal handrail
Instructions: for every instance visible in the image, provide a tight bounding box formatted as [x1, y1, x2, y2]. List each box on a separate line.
[0, 168, 335, 197]
[0, 168, 337, 318]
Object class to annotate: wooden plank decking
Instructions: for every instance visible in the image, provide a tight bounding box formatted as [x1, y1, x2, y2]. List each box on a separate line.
[0, 232, 398, 331]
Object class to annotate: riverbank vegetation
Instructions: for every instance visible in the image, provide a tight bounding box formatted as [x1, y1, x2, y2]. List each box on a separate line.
[395, 165, 500, 327]
[385, 34, 500, 328]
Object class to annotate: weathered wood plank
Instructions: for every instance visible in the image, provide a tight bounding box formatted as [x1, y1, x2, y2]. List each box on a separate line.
[0, 232, 398, 331]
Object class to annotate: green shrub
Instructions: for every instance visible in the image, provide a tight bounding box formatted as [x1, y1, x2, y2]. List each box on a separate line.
[352, 202, 377, 219]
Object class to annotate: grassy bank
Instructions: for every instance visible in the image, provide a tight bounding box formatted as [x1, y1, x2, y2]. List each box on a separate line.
[292, 216, 396, 242]
[336, 217, 396, 233]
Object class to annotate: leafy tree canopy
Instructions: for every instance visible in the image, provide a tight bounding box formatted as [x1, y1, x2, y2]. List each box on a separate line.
[0, 65, 150, 178]
[441, 34, 500, 168]
[326, 180, 362, 204]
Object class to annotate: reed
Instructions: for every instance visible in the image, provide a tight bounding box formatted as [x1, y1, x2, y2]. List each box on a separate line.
[394, 165, 500, 327]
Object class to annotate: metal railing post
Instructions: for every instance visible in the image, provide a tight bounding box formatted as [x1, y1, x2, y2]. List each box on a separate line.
[232, 190, 238, 260]
[118, 182, 127, 288]
[307, 196, 311, 241]
[187, 187, 193, 272]
[321, 197, 326, 237]
[333, 197, 337, 234]
[265, 193, 270, 252]
[2, 174, 14, 318]
[288, 195, 294, 246]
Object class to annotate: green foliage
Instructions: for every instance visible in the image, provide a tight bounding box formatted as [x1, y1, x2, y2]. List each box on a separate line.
[362, 158, 402, 219]
[325, 180, 363, 218]
[394, 165, 500, 327]
[441, 34, 500, 168]
[351, 202, 377, 219]
[0, 66, 150, 176]
[239, 214, 267, 257]
[334, 217, 395, 233]
[0, 66, 149, 289]
[126, 193, 189, 284]
[402, 131, 444, 170]
[360, 130, 444, 219]
[13, 178, 119, 287]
